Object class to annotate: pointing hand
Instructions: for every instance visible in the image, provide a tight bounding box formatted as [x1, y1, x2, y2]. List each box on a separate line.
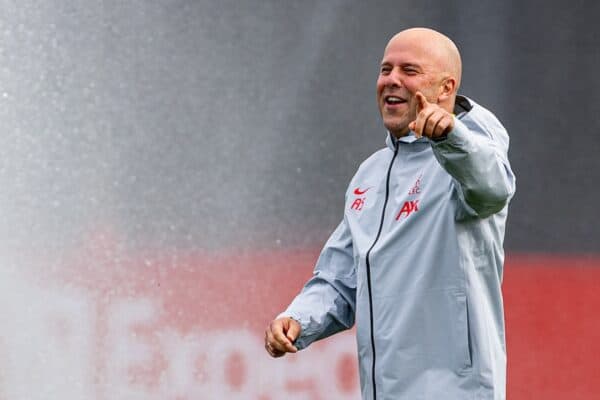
[408, 91, 454, 139]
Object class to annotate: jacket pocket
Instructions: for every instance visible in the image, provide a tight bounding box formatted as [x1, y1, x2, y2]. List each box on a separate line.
[453, 292, 473, 372]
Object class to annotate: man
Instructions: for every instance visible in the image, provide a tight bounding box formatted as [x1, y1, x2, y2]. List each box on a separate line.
[265, 27, 515, 400]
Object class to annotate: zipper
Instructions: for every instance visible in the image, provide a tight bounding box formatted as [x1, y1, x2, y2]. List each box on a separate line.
[364, 140, 399, 400]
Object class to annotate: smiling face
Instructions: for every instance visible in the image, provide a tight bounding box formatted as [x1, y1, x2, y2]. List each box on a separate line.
[376, 28, 461, 137]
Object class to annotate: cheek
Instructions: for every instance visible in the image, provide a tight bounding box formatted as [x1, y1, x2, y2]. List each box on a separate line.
[413, 77, 439, 96]
[401, 78, 420, 93]
[376, 78, 385, 96]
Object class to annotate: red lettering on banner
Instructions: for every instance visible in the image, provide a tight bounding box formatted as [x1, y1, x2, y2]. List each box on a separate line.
[396, 200, 419, 220]
[10, 236, 600, 400]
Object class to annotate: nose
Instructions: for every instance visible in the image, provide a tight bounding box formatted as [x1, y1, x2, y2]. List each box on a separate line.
[382, 67, 403, 88]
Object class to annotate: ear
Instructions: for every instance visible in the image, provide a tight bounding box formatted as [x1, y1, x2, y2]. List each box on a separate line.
[437, 76, 457, 102]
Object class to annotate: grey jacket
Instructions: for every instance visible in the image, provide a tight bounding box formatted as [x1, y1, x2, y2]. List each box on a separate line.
[282, 96, 516, 400]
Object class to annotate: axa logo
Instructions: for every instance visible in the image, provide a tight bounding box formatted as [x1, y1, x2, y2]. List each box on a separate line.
[395, 200, 419, 220]
[350, 187, 370, 211]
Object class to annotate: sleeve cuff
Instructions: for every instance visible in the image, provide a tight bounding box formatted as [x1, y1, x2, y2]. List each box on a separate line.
[276, 312, 310, 350]
[430, 117, 471, 148]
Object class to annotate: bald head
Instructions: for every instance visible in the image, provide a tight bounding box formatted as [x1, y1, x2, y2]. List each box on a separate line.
[376, 28, 463, 136]
[387, 28, 462, 91]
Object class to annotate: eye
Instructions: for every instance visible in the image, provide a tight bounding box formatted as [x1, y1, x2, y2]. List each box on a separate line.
[380, 66, 391, 75]
[403, 68, 418, 75]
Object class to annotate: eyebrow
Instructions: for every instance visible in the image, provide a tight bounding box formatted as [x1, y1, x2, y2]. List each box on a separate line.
[401, 62, 421, 69]
[380, 61, 423, 70]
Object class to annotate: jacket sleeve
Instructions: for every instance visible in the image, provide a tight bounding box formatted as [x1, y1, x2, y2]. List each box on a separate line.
[430, 112, 516, 218]
[279, 217, 356, 350]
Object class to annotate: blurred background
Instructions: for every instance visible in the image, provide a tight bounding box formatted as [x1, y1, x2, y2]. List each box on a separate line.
[0, 1, 598, 399]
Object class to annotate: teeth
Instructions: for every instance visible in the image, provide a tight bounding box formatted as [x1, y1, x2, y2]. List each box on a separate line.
[386, 96, 404, 104]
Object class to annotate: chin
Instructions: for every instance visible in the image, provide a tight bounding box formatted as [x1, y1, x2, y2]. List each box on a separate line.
[383, 120, 409, 136]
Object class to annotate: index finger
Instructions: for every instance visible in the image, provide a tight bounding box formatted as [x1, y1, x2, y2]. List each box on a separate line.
[415, 91, 429, 110]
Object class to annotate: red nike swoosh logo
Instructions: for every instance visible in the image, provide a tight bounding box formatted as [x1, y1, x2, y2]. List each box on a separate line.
[354, 187, 370, 195]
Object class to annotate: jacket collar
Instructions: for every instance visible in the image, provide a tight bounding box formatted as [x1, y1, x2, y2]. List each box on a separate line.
[385, 131, 429, 150]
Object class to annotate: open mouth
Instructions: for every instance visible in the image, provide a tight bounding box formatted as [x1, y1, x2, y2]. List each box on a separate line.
[384, 95, 407, 105]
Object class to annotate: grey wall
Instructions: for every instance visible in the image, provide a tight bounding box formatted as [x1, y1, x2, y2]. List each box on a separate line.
[1, 0, 599, 264]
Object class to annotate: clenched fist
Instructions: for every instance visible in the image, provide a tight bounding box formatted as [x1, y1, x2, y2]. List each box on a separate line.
[408, 91, 455, 139]
[264, 317, 301, 358]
